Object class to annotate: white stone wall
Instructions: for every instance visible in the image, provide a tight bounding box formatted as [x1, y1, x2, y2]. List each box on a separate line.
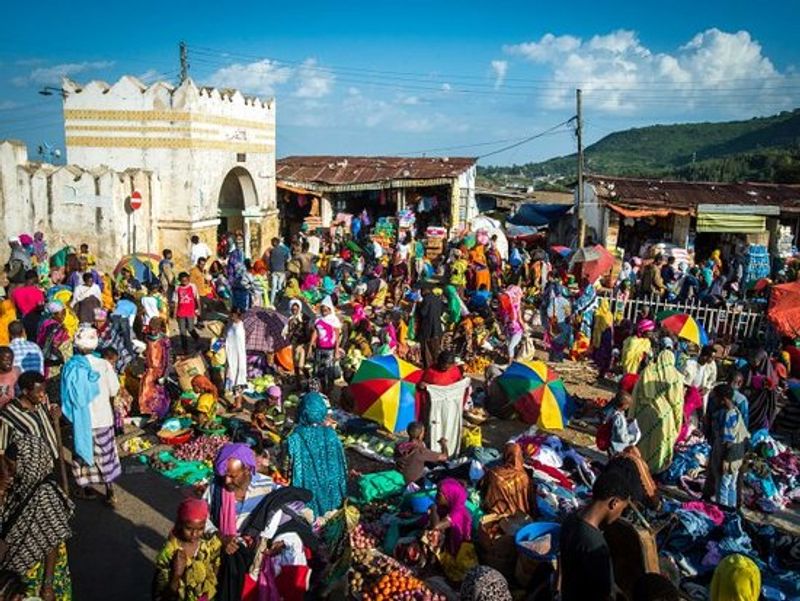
[0, 141, 159, 270]
[458, 165, 478, 223]
[62, 76, 276, 227]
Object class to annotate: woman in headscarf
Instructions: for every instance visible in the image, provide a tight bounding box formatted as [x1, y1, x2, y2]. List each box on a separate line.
[480, 442, 533, 516]
[570, 277, 598, 360]
[36, 300, 72, 378]
[620, 319, 654, 375]
[283, 277, 302, 300]
[499, 285, 524, 363]
[188, 375, 219, 425]
[631, 349, 685, 473]
[444, 284, 468, 328]
[543, 282, 572, 361]
[591, 297, 614, 378]
[427, 477, 477, 582]
[285, 299, 311, 380]
[461, 566, 512, 601]
[284, 391, 347, 517]
[0, 434, 74, 600]
[249, 259, 270, 308]
[0, 297, 17, 346]
[139, 317, 171, 419]
[61, 326, 122, 505]
[742, 348, 783, 431]
[710, 249, 723, 277]
[153, 498, 221, 601]
[309, 296, 341, 394]
[709, 554, 760, 601]
[449, 250, 469, 291]
[230, 261, 254, 312]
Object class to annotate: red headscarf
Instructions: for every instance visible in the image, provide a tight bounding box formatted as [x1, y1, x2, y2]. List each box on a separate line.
[177, 497, 209, 524]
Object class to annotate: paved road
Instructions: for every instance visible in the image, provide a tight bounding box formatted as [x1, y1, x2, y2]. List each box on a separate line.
[67, 458, 185, 601]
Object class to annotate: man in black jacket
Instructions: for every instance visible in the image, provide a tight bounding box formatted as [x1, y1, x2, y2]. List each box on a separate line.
[416, 287, 445, 368]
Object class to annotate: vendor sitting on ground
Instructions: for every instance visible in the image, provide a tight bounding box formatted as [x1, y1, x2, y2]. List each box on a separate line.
[480, 442, 533, 516]
[189, 374, 219, 425]
[153, 497, 221, 601]
[394, 421, 449, 485]
[426, 477, 478, 582]
[559, 459, 643, 601]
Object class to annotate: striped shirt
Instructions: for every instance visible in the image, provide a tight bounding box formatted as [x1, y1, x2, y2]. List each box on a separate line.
[9, 338, 44, 375]
[203, 473, 278, 534]
[0, 399, 59, 459]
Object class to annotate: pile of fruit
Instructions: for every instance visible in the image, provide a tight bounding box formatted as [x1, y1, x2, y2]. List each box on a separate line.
[340, 433, 396, 459]
[250, 375, 276, 394]
[174, 434, 230, 462]
[120, 436, 153, 455]
[464, 355, 492, 375]
[349, 521, 386, 550]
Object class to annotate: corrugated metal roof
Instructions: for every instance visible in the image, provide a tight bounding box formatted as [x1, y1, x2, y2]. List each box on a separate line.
[276, 155, 476, 190]
[588, 175, 800, 213]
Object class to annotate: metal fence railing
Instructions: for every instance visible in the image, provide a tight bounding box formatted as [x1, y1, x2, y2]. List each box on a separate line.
[599, 293, 764, 343]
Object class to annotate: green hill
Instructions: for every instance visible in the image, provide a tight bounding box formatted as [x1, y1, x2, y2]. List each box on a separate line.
[480, 109, 800, 184]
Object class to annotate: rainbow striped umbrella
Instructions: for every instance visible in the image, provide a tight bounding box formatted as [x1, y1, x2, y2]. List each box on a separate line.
[497, 360, 574, 429]
[349, 355, 423, 433]
[658, 313, 709, 346]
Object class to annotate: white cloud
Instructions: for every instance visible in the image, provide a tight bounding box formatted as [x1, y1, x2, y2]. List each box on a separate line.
[440, 83, 452, 93]
[12, 60, 115, 87]
[293, 59, 335, 98]
[137, 69, 163, 83]
[503, 28, 792, 114]
[208, 59, 292, 97]
[490, 60, 508, 89]
[0, 100, 19, 110]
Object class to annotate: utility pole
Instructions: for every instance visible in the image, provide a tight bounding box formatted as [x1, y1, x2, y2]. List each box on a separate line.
[576, 88, 586, 248]
[179, 41, 189, 83]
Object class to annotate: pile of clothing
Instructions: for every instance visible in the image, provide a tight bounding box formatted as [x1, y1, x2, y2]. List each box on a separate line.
[742, 430, 800, 513]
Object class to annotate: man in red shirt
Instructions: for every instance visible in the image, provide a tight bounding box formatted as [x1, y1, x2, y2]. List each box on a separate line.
[172, 272, 201, 352]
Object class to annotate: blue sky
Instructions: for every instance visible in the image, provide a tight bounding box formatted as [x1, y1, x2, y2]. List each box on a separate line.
[1, 0, 798, 166]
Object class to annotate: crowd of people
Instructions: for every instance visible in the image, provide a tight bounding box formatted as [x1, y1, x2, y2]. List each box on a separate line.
[0, 221, 795, 601]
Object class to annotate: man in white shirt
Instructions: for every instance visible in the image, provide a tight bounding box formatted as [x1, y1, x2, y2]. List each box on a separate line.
[190, 235, 211, 267]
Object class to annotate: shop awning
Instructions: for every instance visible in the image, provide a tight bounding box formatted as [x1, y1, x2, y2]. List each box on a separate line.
[696, 212, 766, 233]
[277, 181, 320, 196]
[607, 202, 692, 218]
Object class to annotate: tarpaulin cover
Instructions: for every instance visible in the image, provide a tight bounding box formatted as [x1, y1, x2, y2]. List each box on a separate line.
[507, 203, 572, 227]
[768, 282, 800, 338]
[505, 224, 542, 239]
[696, 212, 765, 233]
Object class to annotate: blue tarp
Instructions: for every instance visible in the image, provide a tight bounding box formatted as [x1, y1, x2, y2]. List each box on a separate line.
[507, 203, 573, 227]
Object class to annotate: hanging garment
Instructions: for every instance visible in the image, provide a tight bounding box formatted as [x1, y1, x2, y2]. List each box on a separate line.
[426, 378, 470, 457]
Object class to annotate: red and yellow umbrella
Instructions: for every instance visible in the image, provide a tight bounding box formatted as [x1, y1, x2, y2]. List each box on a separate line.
[657, 312, 709, 346]
[348, 355, 423, 433]
[497, 360, 574, 429]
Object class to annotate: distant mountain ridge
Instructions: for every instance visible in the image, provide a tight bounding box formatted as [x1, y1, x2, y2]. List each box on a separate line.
[480, 109, 800, 184]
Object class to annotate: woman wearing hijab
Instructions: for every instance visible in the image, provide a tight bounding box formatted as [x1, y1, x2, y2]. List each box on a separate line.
[499, 285, 524, 363]
[427, 477, 477, 582]
[285, 299, 310, 380]
[308, 296, 341, 394]
[0, 434, 74, 600]
[139, 317, 171, 418]
[631, 349, 685, 473]
[250, 260, 270, 308]
[591, 297, 614, 378]
[36, 301, 72, 378]
[461, 566, 512, 601]
[570, 277, 598, 360]
[709, 554, 760, 601]
[61, 327, 122, 505]
[284, 392, 347, 518]
[621, 320, 654, 375]
[480, 442, 533, 516]
[742, 348, 782, 431]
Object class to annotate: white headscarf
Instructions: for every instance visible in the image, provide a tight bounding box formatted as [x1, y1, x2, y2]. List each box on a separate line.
[74, 326, 99, 352]
[319, 295, 342, 329]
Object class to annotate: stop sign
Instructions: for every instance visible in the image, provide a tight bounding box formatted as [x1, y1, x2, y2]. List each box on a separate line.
[129, 191, 142, 211]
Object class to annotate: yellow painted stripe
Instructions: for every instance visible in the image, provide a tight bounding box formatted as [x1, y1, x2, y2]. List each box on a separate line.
[63, 108, 274, 131]
[66, 135, 273, 153]
[65, 124, 219, 135]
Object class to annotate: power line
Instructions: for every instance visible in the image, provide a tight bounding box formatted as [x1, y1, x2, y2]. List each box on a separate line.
[477, 118, 575, 159]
